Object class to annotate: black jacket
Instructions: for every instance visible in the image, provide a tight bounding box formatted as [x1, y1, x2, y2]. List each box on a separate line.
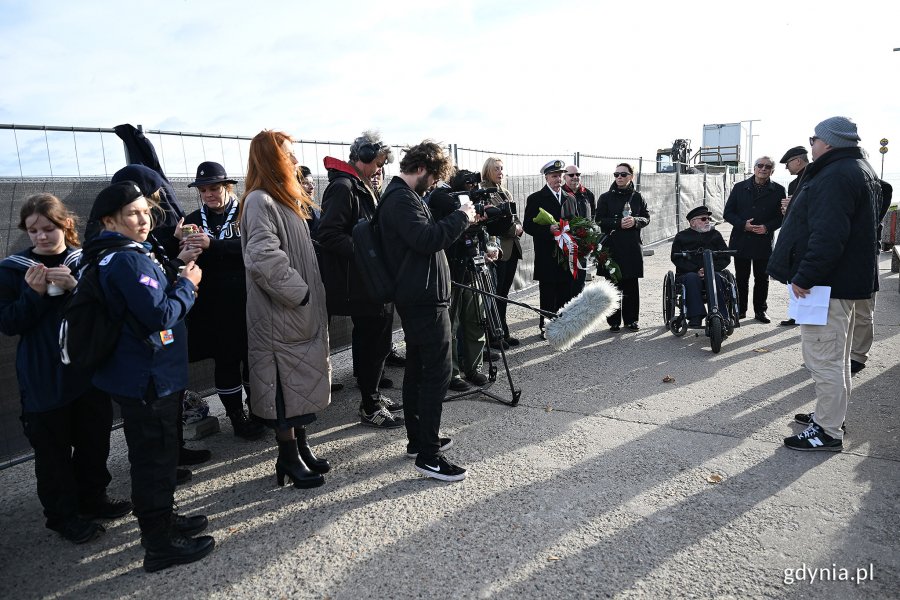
[767, 147, 881, 299]
[670, 227, 730, 275]
[523, 185, 589, 282]
[723, 177, 785, 260]
[180, 200, 247, 363]
[316, 157, 386, 316]
[379, 176, 468, 313]
[563, 184, 596, 219]
[788, 166, 808, 198]
[595, 183, 650, 279]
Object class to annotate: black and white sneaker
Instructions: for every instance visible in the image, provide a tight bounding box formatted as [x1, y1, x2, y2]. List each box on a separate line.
[414, 454, 467, 482]
[406, 437, 453, 459]
[794, 412, 846, 432]
[359, 406, 404, 429]
[377, 394, 403, 414]
[784, 422, 843, 452]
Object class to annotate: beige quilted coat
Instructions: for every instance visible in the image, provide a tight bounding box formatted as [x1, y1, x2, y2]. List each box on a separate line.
[240, 190, 331, 421]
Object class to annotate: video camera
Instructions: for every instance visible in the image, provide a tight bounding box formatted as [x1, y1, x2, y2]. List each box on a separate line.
[448, 174, 517, 221]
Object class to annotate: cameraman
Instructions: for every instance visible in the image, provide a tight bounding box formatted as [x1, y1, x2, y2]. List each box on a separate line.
[379, 141, 479, 482]
[429, 170, 501, 391]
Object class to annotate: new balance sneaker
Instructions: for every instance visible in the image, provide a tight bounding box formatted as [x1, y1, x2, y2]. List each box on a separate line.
[406, 437, 454, 459]
[414, 454, 467, 482]
[377, 394, 403, 414]
[784, 423, 843, 452]
[359, 406, 404, 429]
[794, 412, 846, 432]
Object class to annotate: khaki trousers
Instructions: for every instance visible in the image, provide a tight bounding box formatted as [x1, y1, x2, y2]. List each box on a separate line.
[800, 298, 855, 439]
[850, 294, 876, 364]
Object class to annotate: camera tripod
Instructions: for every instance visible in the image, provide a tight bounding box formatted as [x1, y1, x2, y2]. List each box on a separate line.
[447, 254, 522, 407]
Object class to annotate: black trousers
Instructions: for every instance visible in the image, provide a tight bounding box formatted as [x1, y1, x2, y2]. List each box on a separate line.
[494, 257, 519, 337]
[351, 310, 394, 412]
[607, 277, 641, 327]
[398, 307, 452, 461]
[734, 257, 769, 314]
[537, 275, 584, 330]
[21, 388, 113, 529]
[115, 390, 181, 523]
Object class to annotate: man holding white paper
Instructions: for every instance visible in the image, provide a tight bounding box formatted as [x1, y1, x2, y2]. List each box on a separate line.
[767, 116, 882, 452]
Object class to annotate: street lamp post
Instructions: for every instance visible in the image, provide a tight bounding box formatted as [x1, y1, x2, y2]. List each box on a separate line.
[741, 119, 760, 174]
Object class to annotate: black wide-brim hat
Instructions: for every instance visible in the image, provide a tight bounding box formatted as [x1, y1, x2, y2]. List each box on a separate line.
[188, 161, 237, 187]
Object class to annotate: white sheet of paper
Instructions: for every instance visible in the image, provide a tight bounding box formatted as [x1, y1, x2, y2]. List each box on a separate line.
[786, 284, 831, 325]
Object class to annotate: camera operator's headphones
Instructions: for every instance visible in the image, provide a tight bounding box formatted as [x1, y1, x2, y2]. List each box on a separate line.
[356, 141, 383, 164]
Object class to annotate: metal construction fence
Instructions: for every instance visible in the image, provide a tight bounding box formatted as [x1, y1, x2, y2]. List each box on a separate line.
[0, 124, 740, 465]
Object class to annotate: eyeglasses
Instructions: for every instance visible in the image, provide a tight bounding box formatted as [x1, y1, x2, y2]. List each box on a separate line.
[613, 172, 631, 178]
[809, 136, 819, 146]
[566, 173, 581, 177]
[755, 163, 774, 170]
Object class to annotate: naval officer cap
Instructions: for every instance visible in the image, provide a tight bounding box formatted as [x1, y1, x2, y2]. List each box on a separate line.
[540, 159, 566, 176]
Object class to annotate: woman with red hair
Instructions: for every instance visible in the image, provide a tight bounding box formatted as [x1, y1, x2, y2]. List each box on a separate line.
[240, 130, 332, 489]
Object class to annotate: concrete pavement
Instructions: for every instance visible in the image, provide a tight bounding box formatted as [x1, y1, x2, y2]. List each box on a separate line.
[0, 225, 897, 599]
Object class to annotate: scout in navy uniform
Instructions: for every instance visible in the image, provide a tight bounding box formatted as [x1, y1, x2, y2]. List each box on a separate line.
[172, 161, 265, 441]
[85, 181, 214, 572]
[0, 194, 131, 545]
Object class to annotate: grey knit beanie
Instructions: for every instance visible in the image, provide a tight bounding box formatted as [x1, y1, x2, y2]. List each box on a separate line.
[814, 116, 861, 148]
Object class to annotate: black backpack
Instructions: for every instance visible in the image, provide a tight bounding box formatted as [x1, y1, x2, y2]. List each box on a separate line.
[351, 202, 396, 303]
[59, 248, 145, 370]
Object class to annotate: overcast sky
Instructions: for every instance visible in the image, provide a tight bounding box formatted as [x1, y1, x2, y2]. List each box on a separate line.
[1, 0, 898, 182]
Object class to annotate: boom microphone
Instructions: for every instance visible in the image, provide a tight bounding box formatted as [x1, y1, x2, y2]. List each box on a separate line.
[451, 277, 620, 352]
[544, 279, 620, 352]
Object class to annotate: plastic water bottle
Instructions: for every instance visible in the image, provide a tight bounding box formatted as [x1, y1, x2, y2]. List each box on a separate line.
[622, 201, 632, 218]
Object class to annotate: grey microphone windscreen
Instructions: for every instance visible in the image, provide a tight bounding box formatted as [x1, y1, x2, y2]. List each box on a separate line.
[545, 279, 620, 352]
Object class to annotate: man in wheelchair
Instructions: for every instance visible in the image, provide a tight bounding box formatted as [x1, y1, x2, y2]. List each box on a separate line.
[670, 206, 732, 327]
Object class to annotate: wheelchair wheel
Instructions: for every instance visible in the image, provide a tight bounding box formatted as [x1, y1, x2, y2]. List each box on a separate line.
[671, 316, 688, 337]
[663, 272, 675, 326]
[709, 314, 724, 354]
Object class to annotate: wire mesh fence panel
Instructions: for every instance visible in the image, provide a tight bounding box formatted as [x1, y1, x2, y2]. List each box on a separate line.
[0, 123, 744, 465]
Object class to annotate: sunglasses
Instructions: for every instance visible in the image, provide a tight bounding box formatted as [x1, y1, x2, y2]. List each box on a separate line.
[692, 216, 711, 222]
[613, 172, 631, 178]
[755, 163, 774, 170]
[809, 136, 819, 146]
[566, 173, 581, 177]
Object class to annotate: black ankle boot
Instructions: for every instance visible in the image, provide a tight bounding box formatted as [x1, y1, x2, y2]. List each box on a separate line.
[276, 439, 325, 489]
[296, 426, 330, 474]
[140, 513, 215, 573]
[228, 410, 266, 441]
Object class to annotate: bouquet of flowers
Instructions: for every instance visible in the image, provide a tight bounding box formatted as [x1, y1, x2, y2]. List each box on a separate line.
[532, 207, 621, 283]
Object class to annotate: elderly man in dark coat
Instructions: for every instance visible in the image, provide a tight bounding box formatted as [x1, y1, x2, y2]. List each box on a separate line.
[723, 156, 786, 323]
[768, 116, 881, 452]
[670, 206, 731, 327]
[522, 160, 589, 339]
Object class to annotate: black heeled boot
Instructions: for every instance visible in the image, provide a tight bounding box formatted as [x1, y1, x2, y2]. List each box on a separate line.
[275, 439, 325, 489]
[296, 426, 330, 474]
